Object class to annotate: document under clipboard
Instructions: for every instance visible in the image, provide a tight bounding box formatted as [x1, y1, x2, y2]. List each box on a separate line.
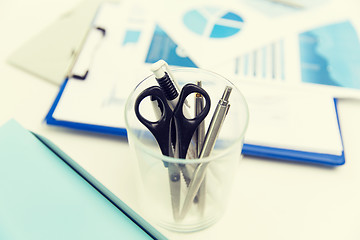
[45, 2, 345, 166]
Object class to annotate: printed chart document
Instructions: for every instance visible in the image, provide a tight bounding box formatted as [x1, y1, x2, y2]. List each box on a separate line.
[214, 17, 360, 98]
[152, 0, 360, 97]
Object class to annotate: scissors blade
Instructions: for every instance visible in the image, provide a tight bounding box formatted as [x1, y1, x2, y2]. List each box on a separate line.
[178, 164, 191, 187]
[168, 163, 181, 221]
[179, 162, 209, 220]
[197, 175, 206, 215]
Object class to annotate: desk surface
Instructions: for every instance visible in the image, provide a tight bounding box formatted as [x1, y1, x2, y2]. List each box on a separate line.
[1, 1, 360, 239]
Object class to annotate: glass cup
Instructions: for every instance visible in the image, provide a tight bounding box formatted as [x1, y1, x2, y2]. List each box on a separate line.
[124, 68, 249, 232]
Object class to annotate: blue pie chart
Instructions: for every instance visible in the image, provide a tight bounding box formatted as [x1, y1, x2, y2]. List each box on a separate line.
[183, 7, 244, 38]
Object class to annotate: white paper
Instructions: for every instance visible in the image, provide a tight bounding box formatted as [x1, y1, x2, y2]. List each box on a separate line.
[53, 2, 156, 128]
[51, 1, 343, 156]
[213, 15, 360, 98]
[236, 80, 343, 155]
[151, 0, 274, 67]
[153, 0, 358, 66]
[160, 0, 360, 97]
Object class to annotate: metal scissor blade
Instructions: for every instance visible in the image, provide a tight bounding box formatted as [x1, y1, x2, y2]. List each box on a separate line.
[168, 163, 181, 221]
[197, 176, 206, 215]
[179, 164, 201, 203]
[179, 162, 209, 220]
[178, 164, 191, 187]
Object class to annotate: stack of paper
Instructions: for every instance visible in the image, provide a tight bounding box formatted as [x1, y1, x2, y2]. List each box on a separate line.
[42, 0, 360, 165]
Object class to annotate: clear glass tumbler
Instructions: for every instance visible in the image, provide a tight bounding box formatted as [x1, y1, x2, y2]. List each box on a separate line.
[124, 68, 249, 232]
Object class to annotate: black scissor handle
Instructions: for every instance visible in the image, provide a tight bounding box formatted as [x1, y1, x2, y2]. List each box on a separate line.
[134, 86, 173, 157]
[173, 83, 211, 159]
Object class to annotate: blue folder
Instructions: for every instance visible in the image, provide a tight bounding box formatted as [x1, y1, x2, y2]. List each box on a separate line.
[0, 120, 166, 240]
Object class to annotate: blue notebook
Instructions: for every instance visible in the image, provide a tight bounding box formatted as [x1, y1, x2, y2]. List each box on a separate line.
[45, 3, 345, 167]
[0, 120, 166, 240]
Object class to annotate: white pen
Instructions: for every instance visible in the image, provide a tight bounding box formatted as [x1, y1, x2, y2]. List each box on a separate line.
[150, 61, 180, 110]
[150, 60, 190, 110]
[150, 60, 196, 160]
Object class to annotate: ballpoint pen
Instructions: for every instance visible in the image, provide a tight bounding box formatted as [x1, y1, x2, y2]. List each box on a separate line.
[195, 81, 205, 157]
[195, 81, 206, 215]
[180, 86, 232, 220]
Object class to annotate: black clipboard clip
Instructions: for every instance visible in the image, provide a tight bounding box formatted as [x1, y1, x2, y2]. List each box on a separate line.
[69, 27, 106, 80]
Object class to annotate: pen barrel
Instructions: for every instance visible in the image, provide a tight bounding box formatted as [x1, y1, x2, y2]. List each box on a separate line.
[199, 101, 230, 158]
[195, 94, 205, 156]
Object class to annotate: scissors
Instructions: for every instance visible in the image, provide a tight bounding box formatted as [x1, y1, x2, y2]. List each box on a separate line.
[134, 83, 211, 220]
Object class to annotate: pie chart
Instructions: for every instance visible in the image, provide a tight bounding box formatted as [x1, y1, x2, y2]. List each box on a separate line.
[183, 7, 244, 38]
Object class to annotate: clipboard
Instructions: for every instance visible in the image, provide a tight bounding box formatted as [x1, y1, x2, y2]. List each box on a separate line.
[45, 2, 197, 136]
[7, 0, 106, 85]
[45, 81, 345, 167]
[45, 2, 345, 166]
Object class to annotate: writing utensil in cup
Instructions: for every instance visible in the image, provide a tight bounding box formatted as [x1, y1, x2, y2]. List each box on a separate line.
[179, 86, 232, 220]
[194, 81, 206, 214]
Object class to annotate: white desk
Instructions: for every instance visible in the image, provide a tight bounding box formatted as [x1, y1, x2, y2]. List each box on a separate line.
[1, 1, 360, 239]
